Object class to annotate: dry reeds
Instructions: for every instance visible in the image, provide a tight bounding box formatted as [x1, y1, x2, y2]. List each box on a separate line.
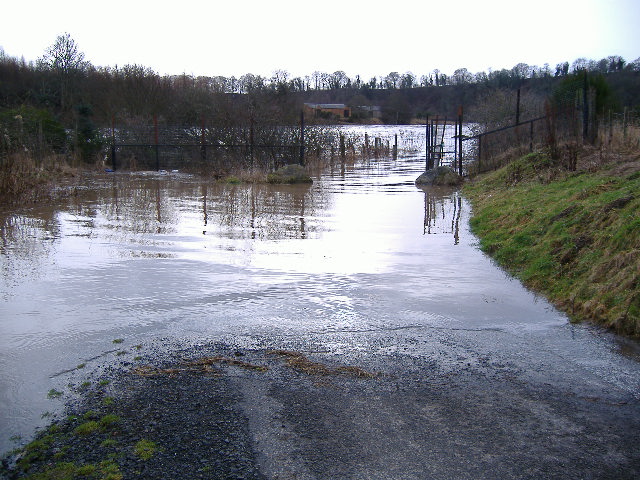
[267, 350, 376, 378]
[131, 356, 268, 378]
[0, 152, 77, 205]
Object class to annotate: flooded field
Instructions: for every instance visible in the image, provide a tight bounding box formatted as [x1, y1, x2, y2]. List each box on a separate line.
[1, 126, 639, 455]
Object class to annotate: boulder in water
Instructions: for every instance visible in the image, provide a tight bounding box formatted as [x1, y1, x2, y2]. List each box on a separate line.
[415, 166, 463, 186]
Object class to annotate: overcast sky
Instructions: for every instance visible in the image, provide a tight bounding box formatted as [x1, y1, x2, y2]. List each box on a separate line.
[2, 0, 639, 80]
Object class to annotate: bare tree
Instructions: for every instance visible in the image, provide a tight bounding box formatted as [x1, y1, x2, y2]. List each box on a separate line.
[270, 69, 289, 89]
[571, 58, 589, 73]
[432, 69, 441, 86]
[628, 57, 640, 71]
[452, 68, 473, 85]
[239, 73, 265, 93]
[384, 72, 400, 89]
[311, 71, 324, 90]
[400, 72, 416, 89]
[511, 63, 532, 80]
[39, 33, 89, 112]
[328, 71, 348, 89]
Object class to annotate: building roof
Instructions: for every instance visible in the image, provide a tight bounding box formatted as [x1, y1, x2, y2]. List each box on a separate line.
[356, 105, 382, 111]
[304, 103, 348, 109]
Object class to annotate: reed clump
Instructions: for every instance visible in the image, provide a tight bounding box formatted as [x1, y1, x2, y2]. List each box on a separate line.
[0, 153, 78, 205]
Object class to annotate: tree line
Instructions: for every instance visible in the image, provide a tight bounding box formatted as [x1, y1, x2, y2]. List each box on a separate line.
[1, 33, 639, 160]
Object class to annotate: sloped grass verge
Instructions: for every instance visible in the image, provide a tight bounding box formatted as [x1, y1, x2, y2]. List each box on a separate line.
[464, 151, 639, 336]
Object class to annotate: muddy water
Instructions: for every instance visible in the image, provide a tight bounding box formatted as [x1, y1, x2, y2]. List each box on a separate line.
[1, 126, 639, 454]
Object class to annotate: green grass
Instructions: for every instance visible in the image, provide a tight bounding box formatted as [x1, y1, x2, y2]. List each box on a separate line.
[98, 414, 121, 430]
[18, 460, 123, 480]
[73, 421, 100, 436]
[133, 439, 162, 461]
[7, 406, 126, 480]
[47, 389, 63, 399]
[100, 439, 118, 448]
[464, 151, 640, 336]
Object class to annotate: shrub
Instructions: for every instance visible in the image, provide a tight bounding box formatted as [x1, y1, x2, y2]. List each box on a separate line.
[0, 106, 67, 153]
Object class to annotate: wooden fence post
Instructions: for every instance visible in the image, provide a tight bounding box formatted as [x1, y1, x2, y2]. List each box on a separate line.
[393, 134, 398, 159]
[623, 107, 628, 141]
[200, 116, 206, 162]
[582, 70, 589, 142]
[529, 120, 534, 152]
[111, 115, 116, 171]
[458, 107, 463, 176]
[249, 116, 254, 165]
[299, 110, 305, 166]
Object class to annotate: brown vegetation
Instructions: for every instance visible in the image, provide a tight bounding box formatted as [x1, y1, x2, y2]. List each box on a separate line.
[0, 153, 79, 206]
[131, 356, 269, 377]
[267, 350, 376, 378]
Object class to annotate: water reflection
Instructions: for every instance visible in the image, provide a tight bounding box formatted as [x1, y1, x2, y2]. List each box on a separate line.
[0, 214, 60, 287]
[206, 182, 317, 241]
[419, 187, 463, 244]
[1, 173, 325, 276]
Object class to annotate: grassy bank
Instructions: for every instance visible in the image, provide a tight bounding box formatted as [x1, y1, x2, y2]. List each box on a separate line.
[464, 148, 640, 337]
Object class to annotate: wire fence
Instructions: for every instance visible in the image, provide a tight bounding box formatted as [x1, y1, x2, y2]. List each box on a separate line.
[463, 106, 640, 174]
[109, 122, 305, 173]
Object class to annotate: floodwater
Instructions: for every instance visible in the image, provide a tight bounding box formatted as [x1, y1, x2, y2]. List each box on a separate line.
[1, 125, 639, 454]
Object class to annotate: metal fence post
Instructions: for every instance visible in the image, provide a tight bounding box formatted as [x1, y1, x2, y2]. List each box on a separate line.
[154, 114, 160, 171]
[425, 116, 430, 170]
[299, 110, 305, 166]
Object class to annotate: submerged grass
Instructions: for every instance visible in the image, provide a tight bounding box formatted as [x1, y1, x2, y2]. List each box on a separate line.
[464, 148, 640, 336]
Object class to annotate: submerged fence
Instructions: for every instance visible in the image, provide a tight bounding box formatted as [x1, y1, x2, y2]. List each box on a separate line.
[109, 117, 306, 173]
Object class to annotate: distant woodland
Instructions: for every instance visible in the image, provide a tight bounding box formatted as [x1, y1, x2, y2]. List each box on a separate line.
[1, 33, 639, 160]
